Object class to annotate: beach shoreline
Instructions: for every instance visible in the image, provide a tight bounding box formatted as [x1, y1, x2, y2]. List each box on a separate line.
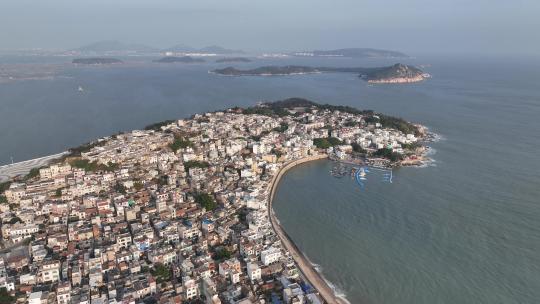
[267, 154, 350, 304]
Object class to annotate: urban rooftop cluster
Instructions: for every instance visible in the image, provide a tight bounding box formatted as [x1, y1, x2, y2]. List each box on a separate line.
[0, 99, 425, 304]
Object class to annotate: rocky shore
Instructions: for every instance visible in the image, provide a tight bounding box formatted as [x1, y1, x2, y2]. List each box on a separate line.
[368, 74, 425, 84]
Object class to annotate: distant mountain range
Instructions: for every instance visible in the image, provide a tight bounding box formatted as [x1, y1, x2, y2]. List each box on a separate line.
[293, 48, 408, 58]
[74, 40, 243, 55]
[163, 44, 244, 55]
[73, 42, 407, 59]
[75, 40, 159, 54]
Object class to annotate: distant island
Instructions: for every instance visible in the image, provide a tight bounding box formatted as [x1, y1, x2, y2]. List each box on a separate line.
[362, 63, 426, 83]
[212, 66, 320, 76]
[215, 57, 252, 63]
[72, 57, 123, 65]
[212, 63, 429, 83]
[153, 56, 206, 63]
[293, 48, 408, 58]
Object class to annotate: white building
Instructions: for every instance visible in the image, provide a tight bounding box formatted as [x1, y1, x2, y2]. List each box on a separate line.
[246, 263, 261, 282]
[261, 247, 282, 265]
[184, 278, 199, 300]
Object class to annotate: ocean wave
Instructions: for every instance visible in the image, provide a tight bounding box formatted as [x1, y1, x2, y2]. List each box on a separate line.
[321, 276, 351, 304]
[425, 147, 437, 156]
[429, 133, 446, 142]
[302, 252, 351, 304]
[414, 158, 437, 168]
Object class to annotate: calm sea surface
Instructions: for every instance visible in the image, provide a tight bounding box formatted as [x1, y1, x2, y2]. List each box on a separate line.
[1, 54, 540, 303]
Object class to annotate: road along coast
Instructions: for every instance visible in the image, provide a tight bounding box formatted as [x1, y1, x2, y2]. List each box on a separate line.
[0, 152, 68, 182]
[268, 154, 349, 304]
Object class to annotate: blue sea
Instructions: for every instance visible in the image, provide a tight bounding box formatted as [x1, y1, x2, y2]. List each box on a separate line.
[1, 53, 540, 303]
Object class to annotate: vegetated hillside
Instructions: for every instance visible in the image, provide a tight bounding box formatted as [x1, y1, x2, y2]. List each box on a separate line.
[362, 63, 423, 81]
[241, 98, 419, 135]
[213, 64, 425, 82]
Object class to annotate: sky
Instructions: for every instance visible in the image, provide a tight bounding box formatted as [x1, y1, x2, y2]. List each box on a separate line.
[1, 0, 539, 55]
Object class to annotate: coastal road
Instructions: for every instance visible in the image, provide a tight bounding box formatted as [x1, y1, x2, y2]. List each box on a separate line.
[0, 152, 68, 182]
[268, 154, 349, 304]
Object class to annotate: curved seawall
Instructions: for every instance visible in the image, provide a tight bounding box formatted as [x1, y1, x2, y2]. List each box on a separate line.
[268, 154, 348, 304]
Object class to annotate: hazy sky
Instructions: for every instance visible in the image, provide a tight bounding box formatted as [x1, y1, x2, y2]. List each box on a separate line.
[1, 0, 539, 55]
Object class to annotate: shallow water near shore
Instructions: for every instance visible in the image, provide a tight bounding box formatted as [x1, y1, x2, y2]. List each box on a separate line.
[1, 54, 540, 303]
[272, 56, 540, 303]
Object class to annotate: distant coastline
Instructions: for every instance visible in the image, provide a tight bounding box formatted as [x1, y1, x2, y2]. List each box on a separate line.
[153, 56, 205, 63]
[215, 57, 252, 63]
[72, 57, 123, 65]
[292, 48, 408, 58]
[212, 64, 428, 83]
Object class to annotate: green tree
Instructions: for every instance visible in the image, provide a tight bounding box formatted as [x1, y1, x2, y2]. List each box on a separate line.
[24, 167, 41, 180]
[9, 216, 22, 224]
[401, 142, 421, 150]
[114, 182, 127, 194]
[373, 148, 403, 162]
[351, 143, 367, 154]
[313, 137, 342, 149]
[194, 193, 217, 211]
[0, 287, 14, 304]
[144, 119, 175, 131]
[0, 181, 12, 193]
[184, 160, 210, 171]
[151, 263, 171, 283]
[69, 159, 118, 172]
[133, 181, 144, 191]
[169, 136, 193, 152]
[273, 122, 289, 133]
[213, 248, 232, 261]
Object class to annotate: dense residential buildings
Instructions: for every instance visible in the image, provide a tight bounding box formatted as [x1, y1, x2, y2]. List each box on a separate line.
[0, 101, 423, 303]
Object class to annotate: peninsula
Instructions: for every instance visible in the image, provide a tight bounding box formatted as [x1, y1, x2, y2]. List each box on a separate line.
[213, 63, 429, 83]
[0, 98, 428, 303]
[72, 57, 123, 65]
[153, 56, 206, 63]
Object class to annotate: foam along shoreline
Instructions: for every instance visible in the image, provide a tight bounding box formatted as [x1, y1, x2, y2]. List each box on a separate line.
[367, 74, 425, 84]
[268, 154, 351, 304]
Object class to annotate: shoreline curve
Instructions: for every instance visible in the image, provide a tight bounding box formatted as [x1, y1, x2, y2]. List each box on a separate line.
[268, 154, 349, 304]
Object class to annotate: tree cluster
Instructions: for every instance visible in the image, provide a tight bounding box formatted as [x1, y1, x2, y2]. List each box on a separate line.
[313, 137, 343, 149]
[194, 192, 217, 211]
